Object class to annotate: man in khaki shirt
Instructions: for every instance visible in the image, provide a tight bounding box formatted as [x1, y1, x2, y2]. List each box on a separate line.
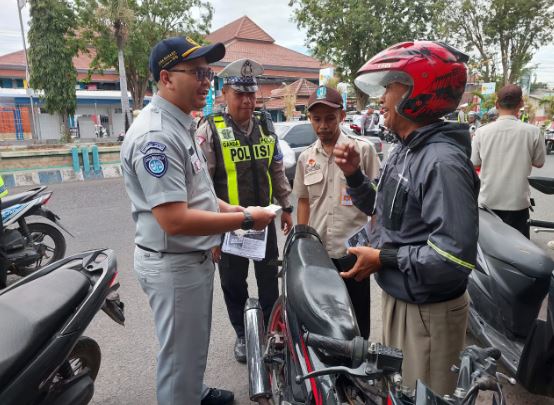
[471, 84, 545, 238]
[293, 86, 380, 338]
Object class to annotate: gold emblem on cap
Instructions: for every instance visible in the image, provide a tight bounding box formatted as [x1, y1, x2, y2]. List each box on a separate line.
[182, 36, 201, 58]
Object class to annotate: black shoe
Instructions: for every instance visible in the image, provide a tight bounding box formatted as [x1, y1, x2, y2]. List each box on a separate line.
[201, 387, 234, 405]
[234, 336, 246, 363]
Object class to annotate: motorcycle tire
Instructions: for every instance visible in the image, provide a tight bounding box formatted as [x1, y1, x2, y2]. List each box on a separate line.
[19, 222, 66, 275]
[67, 336, 102, 381]
[547, 142, 553, 155]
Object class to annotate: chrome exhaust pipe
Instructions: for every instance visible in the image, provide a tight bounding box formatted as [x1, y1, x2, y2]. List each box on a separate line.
[244, 298, 272, 401]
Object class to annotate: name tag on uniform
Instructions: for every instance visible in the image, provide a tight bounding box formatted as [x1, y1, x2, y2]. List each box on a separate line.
[189, 147, 203, 174]
[341, 187, 353, 206]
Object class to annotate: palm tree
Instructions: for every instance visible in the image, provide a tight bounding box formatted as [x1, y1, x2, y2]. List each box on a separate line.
[98, 0, 133, 130]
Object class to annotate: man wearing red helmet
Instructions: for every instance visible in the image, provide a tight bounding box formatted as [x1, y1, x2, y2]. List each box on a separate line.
[334, 41, 480, 395]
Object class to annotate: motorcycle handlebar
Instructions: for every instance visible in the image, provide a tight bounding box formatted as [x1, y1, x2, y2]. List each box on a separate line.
[304, 332, 368, 368]
[528, 219, 554, 229]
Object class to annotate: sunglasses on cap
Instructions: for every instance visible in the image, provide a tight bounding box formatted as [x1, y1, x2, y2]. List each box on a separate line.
[168, 67, 215, 82]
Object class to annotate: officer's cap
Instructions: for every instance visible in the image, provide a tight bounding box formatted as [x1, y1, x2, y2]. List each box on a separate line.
[149, 36, 225, 82]
[218, 58, 264, 93]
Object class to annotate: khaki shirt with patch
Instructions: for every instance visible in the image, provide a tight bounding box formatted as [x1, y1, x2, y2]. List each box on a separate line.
[293, 132, 380, 258]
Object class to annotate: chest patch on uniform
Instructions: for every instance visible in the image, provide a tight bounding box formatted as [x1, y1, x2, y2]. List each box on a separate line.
[217, 127, 235, 141]
[143, 153, 168, 178]
[140, 141, 167, 154]
[228, 144, 272, 162]
[305, 158, 321, 174]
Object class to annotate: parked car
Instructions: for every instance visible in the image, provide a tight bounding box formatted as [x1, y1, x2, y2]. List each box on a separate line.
[275, 121, 383, 186]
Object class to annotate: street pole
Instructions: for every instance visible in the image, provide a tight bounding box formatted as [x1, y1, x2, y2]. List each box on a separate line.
[17, 0, 40, 141]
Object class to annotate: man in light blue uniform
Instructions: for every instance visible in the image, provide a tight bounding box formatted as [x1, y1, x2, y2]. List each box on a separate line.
[121, 36, 275, 405]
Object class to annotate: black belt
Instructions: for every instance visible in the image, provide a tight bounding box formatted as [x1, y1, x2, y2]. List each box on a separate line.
[136, 244, 206, 255]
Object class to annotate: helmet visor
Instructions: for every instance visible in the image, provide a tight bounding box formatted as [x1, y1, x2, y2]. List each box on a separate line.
[354, 70, 413, 97]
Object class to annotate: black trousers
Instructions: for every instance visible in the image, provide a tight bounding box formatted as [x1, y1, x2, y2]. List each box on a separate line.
[332, 255, 371, 339]
[492, 208, 530, 239]
[218, 222, 279, 338]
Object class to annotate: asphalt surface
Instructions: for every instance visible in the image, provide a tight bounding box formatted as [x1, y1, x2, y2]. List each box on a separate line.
[6, 148, 554, 405]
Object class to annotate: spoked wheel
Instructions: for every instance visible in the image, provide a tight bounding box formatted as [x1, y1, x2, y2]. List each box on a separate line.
[266, 296, 286, 404]
[21, 222, 66, 275]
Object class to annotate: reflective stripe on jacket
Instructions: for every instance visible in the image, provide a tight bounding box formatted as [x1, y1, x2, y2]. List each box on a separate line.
[209, 113, 276, 206]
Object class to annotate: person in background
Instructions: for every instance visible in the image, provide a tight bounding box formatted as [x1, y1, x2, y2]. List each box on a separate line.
[293, 85, 380, 338]
[471, 84, 545, 238]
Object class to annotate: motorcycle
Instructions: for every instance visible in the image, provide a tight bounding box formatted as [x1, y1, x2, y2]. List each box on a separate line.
[0, 186, 71, 288]
[468, 176, 554, 397]
[245, 225, 511, 404]
[0, 249, 125, 405]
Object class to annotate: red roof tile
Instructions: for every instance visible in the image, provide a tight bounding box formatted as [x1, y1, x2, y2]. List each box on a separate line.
[220, 40, 322, 71]
[207, 16, 274, 44]
[0, 48, 117, 80]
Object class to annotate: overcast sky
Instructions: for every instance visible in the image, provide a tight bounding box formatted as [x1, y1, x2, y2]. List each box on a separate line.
[0, 0, 553, 85]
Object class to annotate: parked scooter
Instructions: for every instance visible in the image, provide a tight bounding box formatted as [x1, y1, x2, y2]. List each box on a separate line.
[468, 176, 554, 397]
[0, 249, 124, 405]
[245, 225, 511, 404]
[0, 186, 71, 288]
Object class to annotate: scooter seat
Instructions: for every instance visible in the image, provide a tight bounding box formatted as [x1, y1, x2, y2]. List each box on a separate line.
[286, 236, 360, 340]
[0, 268, 90, 387]
[479, 209, 554, 279]
[0, 187, 45, 210]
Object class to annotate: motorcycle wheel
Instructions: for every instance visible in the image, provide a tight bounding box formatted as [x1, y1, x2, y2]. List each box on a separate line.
[20, 222, 66, 275]
[54, 336, 101, 383]
[547, 142, 553, 155]
[266, 296, 286, 405]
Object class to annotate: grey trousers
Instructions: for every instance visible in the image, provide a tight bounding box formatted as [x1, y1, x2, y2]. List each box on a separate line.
[134, 247, 214, 405]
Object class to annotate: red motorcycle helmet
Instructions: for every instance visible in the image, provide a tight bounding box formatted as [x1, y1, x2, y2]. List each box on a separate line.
[355, 41, 469, 124]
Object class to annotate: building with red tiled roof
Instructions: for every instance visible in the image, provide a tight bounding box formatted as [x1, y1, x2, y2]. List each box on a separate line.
[206, 16, 325, 120]
[0, 48, 119, 90]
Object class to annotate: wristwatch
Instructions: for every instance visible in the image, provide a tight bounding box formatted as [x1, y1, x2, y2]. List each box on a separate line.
[241, 210, 254, 230]
[282, 206, 294, 213]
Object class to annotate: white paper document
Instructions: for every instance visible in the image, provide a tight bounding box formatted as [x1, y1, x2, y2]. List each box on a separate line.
[222, 228, 268, 261]
[345, 220, 372, 248]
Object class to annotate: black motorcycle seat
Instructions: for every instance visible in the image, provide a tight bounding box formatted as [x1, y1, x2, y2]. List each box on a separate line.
[0, 268, 90, 387]
[479, 209, 554, 279]
[286, 237, 360, 340]
[0, 187, 45, 210]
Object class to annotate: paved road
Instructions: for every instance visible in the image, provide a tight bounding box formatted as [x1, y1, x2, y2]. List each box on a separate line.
[7, 151, 554, 404]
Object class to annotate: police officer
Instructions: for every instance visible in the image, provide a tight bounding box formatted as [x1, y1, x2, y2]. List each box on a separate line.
[121, 37, 275, 405]
[0, 174, 9, 289]
[196, 58, 293, 363]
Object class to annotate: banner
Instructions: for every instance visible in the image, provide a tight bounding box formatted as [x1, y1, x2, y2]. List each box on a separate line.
[319, 67, 334, 86]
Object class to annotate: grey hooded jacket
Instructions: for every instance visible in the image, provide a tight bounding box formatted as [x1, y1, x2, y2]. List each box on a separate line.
[346, 121, 479, 304]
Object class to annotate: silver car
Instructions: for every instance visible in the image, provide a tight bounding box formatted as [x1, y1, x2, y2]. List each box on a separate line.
[274, 121, 383, 185]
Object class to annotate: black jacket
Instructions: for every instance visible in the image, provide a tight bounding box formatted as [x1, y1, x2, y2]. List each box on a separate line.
[347, 121, 480, 304]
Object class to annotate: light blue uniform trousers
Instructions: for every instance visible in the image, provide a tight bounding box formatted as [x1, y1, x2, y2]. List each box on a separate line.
[134, 247, 214, 405]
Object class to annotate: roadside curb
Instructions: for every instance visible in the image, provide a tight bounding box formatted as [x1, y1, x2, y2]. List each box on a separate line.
[2, 164, 123, 188]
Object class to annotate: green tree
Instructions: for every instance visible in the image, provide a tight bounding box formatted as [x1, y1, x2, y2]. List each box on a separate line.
[28, 0, 78, 140]
[441, 0, 554, 85]
[75, 0, 213, 110]
[290, 0, 444, 109]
